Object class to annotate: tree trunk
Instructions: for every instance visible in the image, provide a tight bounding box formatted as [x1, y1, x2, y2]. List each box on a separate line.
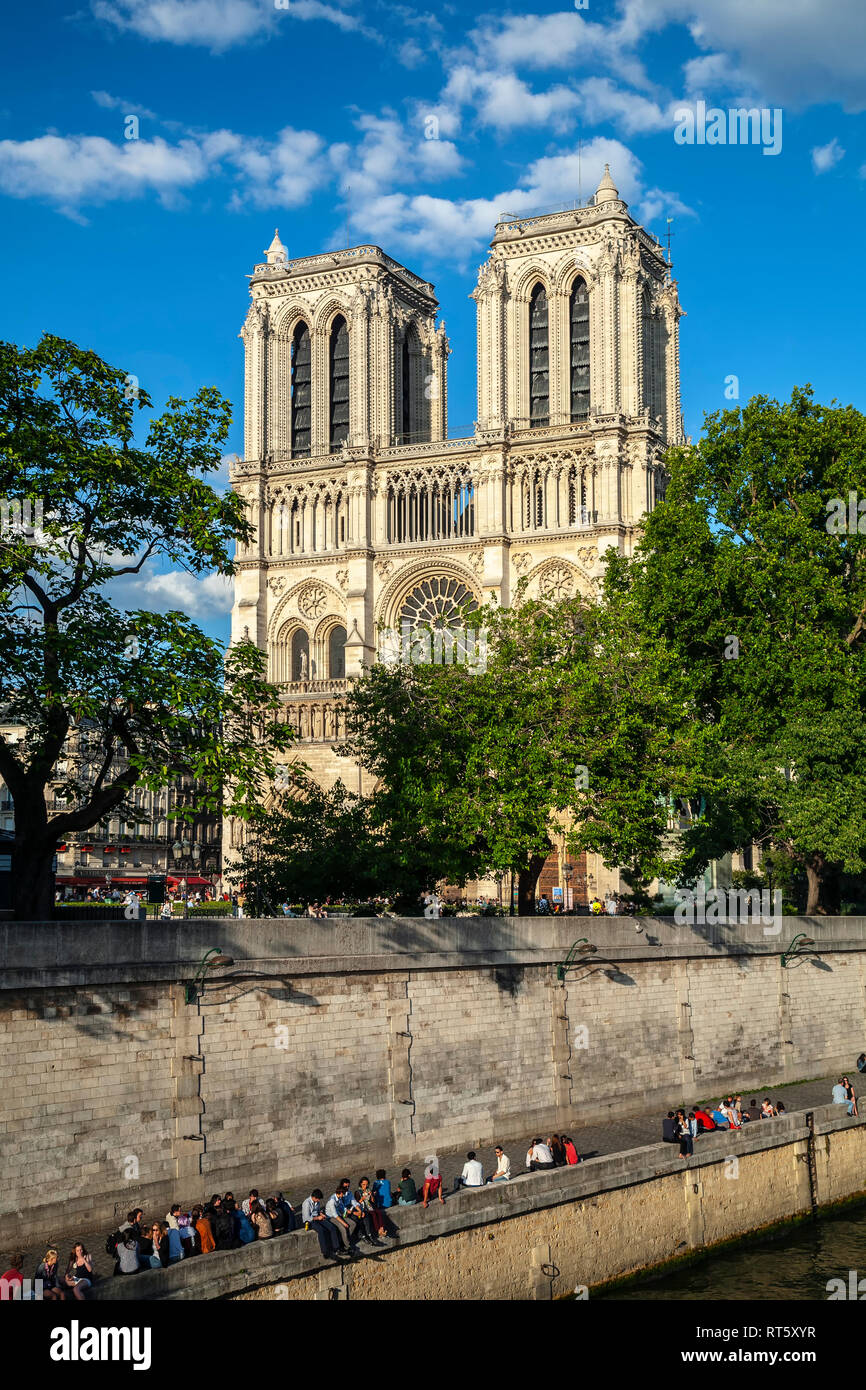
[517, 850, 549, 916]
[13, 836, 58, 920]
[804, 854, 841, 915]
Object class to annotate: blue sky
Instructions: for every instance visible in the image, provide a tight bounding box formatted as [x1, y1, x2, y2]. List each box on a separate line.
[2, 0, 865, 643]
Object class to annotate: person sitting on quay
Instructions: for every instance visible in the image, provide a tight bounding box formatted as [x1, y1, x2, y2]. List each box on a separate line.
[357, 1177, 397, 1238]
[301, 1190, 344, 1259]
[250, 1200, 274, 1241]
[526, 1137, 555, 1172]
[548, 1134, 567, 1166]
[421, 1163, 445, 1208]
[488, 1145, 512, 1182]
[453, 1150, 484, 1192]
[662, 1110, 679, 1142]
[337, 1179, 383, 1245]
[562, 1135, 580, 1164]
[857, 1053, 866, 1075]
[373, 1169, 393, 1210]
[64, 1242, 94, 1299]
[760, 1098, 777, 1118]
[839, 1076, 858, 1116]
[35, 1247, 67, 1299]
[396, 1169, 418, 1204]
[693, 1107, 716, 1132]
[325, 1185, 360, 1254]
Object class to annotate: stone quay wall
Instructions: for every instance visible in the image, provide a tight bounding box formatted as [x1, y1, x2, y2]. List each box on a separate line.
[1, 915, 865, 1250]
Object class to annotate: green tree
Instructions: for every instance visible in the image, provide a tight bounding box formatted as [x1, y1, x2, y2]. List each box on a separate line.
[341, 597, 692, 913]
[228, 768, 442, 912]
[617, 386, 866, 912]
[0, 334, 294, 919]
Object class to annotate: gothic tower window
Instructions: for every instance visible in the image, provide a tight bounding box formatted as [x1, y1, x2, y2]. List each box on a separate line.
[529, 283, 549, 426]
[569, 278, 590, 420]
[401, 332, 411, 443]
[291, 321, 311, 458]
[329, 315, 350, 451]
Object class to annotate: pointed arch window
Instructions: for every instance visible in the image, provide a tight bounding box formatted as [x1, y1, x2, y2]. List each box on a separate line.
[569, 278, 590, 420]
[329, 316, 350, 450]
[328, 625, 347, 680]
[401, 332, 411, 443]
[291, 321, 311, 458]
[529, 283, 549, 426]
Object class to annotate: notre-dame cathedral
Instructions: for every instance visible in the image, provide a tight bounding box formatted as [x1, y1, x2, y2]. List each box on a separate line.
[228, 165, 684, 898]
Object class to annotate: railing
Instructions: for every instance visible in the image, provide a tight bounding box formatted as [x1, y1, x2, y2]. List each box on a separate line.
[279, 679, 348, 696]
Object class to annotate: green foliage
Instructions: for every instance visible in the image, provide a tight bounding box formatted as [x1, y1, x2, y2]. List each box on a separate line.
[227, 768, 437, 912]
[0, 335, 294, 916]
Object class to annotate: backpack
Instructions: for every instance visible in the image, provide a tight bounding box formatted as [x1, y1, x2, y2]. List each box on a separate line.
[105, 1230, 121, 1258]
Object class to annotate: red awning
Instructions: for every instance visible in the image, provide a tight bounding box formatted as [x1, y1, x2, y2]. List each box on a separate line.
[57, 875, 149, 887]
[166, 874, 213, 887]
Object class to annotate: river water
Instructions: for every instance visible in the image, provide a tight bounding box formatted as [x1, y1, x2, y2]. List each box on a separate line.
[599, 1205, 866, 1300]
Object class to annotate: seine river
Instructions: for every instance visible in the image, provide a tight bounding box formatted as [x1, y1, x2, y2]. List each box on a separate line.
[599, 1205, 866, 1300]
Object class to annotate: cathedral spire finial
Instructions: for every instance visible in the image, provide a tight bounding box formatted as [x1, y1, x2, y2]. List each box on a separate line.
[594, 163, 619, 205]
[265, 229, 288, 265]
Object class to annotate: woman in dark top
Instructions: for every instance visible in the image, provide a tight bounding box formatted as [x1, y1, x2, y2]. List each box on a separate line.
[266, 1198, 286, 1236]
[842, 1076, 858, 1116]
[548, 1135, 566, 1167]
[63, 1243, 93, 1300]
[147, 1223, 170, 1268]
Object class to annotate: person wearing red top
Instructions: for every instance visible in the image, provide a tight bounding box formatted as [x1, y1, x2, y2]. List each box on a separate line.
[562, 1136, 580, 1164]
[1, 1253, 24, 1296]
[694, 1108, 716, 1132]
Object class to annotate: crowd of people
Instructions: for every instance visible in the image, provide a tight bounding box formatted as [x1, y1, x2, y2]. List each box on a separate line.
[662, 1075, 861, 1158]
[2, 1137, 583, 1298]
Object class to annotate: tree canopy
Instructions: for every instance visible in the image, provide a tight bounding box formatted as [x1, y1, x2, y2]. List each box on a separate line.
[0, 334, 293, 918]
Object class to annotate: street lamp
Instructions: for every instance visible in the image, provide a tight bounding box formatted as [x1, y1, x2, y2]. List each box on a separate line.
[184, 947, 235, 1005]
[563, 862, 574, 915]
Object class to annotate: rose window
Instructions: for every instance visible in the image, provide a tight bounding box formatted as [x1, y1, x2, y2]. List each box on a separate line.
[399, 575, 478, 630]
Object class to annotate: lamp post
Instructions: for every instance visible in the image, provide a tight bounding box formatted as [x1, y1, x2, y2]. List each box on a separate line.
[563, 862, 574, 915]
[184, 948, 235, 1005]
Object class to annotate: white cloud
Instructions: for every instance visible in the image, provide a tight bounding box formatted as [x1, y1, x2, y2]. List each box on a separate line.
[442, 66, 581, 133]
[91, 91, 159, 121]
[141, 570, 234, 618]
[0, 134, 209, 215]
[620, 0, 866, 110]
[351, 137, 689, 263]
[92, 0, 377, 50]
[0, 125, 329, 216]
[329, 112, 464, 202]
[811, 138, 845, 174]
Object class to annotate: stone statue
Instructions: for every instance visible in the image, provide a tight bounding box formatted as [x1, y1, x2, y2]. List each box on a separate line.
[299, 650, 308, 679]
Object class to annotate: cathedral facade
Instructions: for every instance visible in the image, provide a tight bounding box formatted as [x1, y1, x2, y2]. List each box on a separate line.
[228, 166, 684, 886]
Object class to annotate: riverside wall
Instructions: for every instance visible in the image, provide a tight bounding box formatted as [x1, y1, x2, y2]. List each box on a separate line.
[1, 914, 865, 1251]
[85, 1104, 866, 1301]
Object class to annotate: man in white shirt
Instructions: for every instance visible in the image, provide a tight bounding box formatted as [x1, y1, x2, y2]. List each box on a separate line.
[526, 1139, 555, 1172]
[453, 1150, 484, 1191]
[488, 1146, 511, 1182]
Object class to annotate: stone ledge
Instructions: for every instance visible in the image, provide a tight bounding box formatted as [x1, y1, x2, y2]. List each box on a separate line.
[4, 915, 866, 991]
[88, 1104, 863, 1302]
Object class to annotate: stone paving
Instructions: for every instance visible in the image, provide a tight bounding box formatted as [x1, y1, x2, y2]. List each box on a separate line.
[11, 1070, 854, 1289]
